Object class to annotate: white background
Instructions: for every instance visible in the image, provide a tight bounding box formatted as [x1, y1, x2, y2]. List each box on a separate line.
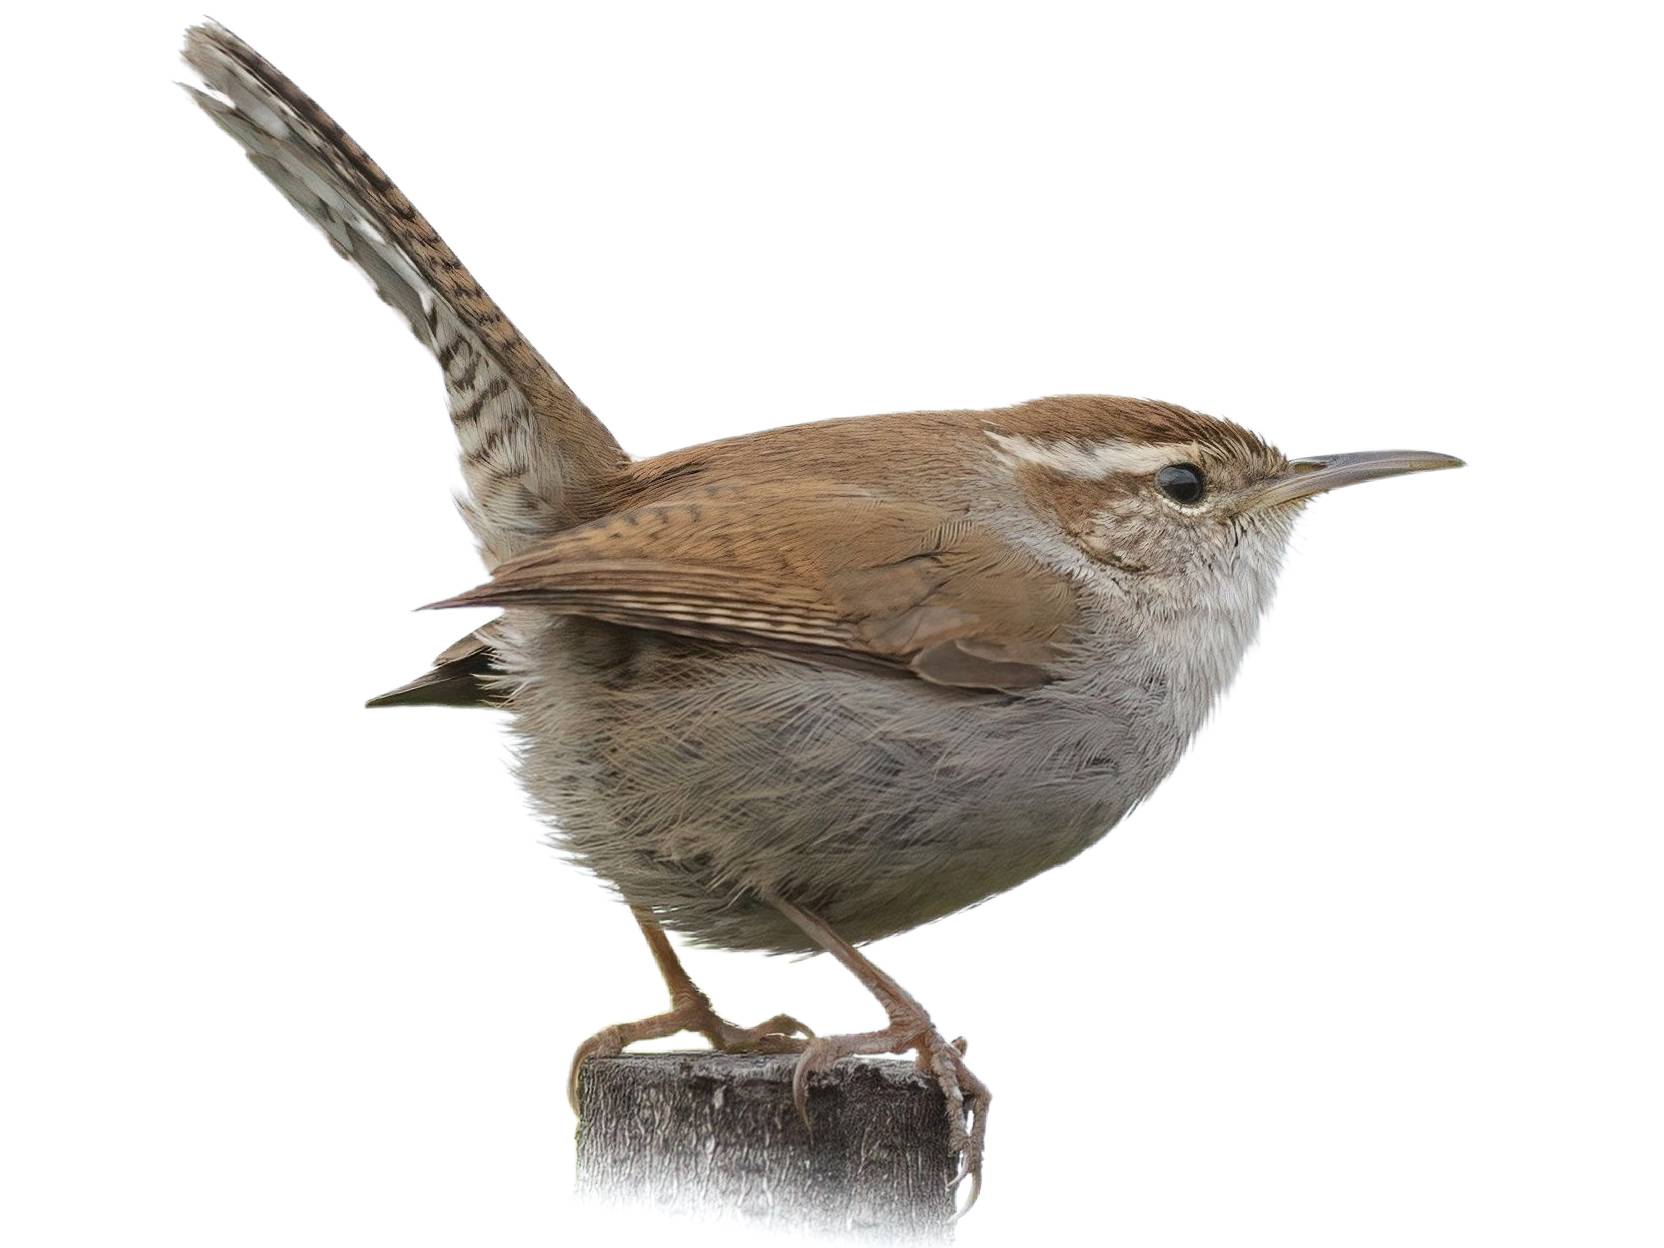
[3, 3, 1659, 1245]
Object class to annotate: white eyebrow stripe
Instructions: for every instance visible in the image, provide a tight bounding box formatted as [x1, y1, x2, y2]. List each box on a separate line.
[986, 430, 1203, 477]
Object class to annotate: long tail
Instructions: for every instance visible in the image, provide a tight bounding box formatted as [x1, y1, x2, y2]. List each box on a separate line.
[182, 22, 625, 565]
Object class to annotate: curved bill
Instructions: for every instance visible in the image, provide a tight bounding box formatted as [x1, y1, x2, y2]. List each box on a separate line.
[1253, 449, 1465, 508]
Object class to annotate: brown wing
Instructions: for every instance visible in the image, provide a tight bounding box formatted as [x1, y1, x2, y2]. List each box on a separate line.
[429, 486, 1079, 692]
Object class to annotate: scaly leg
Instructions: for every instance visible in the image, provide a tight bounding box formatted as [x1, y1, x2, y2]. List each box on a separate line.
[768, 894, 991, 1215]
[568, 906, 814, 1111]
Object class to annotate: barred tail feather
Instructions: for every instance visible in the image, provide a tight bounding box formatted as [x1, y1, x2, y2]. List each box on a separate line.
[182, 21, 625, 565]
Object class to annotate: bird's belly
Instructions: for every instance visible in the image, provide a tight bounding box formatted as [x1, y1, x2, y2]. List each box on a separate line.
[506, 618, 1169, 953]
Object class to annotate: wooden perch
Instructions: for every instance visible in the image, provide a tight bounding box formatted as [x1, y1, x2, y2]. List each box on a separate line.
[575, 1052, 956, 1240]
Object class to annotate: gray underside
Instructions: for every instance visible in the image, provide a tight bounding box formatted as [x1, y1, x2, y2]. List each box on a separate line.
[502, 616, 1163, 954]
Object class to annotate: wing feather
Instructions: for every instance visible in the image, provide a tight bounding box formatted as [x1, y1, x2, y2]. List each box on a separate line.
[430, 487, 1079, 692]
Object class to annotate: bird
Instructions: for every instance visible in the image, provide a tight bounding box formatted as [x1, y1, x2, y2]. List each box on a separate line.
[181, 21, 1461, 1211]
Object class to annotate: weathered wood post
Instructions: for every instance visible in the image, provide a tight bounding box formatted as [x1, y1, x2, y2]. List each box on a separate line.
[575, 1052, 957, 1240]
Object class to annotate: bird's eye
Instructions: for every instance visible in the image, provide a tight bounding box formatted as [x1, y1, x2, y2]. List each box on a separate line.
[1156, 463, 1207, 505]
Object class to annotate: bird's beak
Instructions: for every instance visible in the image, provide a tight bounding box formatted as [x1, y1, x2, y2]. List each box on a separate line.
[1252, 449, 1465, 508]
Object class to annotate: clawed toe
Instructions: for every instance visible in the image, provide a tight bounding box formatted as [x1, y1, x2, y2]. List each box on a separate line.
[711, 1011, 815, 1053]
[569, 1003, 816, 1115]
[939, 1044, 989, 1216]
[913, 1030, 987, 1214]
[785, 1018, 989, 1213]
[790, 1037, 845, 1129]
[567, 1025, 627, 1111]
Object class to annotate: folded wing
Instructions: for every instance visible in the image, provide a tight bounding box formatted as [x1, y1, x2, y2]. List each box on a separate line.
[430, 486, 1079, 692]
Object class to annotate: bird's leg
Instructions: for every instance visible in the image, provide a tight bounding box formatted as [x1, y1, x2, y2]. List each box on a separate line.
[567, 906, 813, 1111]
[767, 894, 990, 1214]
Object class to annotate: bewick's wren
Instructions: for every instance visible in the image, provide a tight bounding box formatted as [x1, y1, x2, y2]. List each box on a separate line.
[184, 23, 1461, 1209]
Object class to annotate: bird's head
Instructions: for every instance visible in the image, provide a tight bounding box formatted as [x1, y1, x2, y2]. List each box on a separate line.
[986, 396, 1462, 595]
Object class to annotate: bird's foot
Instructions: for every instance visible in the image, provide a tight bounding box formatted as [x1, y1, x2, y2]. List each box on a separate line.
[790, 1006, 990, 1216]
[568, 991, 813, 1111]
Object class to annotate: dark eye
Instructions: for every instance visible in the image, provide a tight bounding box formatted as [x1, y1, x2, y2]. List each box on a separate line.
[1156, 463, 1207, 505]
